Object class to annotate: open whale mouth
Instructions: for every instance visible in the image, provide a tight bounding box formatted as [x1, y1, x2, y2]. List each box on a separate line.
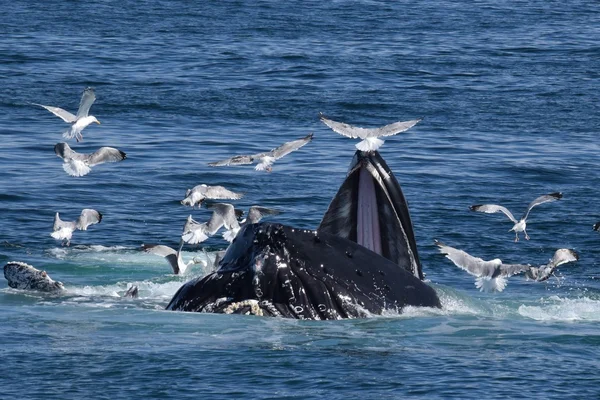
[318, 150, 423, 280]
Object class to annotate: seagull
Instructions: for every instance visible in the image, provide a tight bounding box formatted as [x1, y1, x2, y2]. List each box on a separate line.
[223, 206, 282, 242]
[54, 142, 126, 177]
[525, 249, 579, 282]
[181, 204, 243, 245]
[319, 113, 422, 152]
[51, 209, 102, 246]
[33, 87, 100, 142]
[180, 184, 243, 208]
[435, 240, 531, 293]
[208, 133, 313, 172]
[142, 242, 206, 275]
[470, 192, 563, 242]
[594, 222, 600, 232]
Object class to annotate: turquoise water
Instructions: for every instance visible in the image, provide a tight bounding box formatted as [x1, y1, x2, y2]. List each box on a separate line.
[1, 1, 600, 398]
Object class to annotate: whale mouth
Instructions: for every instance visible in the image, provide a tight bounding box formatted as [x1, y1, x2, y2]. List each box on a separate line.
[318, 150, 423, 280]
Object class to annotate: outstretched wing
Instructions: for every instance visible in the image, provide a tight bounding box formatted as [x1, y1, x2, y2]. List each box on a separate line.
[435, 240, 497, 277]
[87, 147, 127, 166]
[33, 103, 77, 123]
[246, 206, 281, 224]
[320, 114, 422, 139]
[208, 154, 258, 167]
[548, 248, 578, 269]
[76, 209, 102, 230]
[269, 133, 313, 160]
[76, 87, 96, 119]
[204, 185, 244, 200]
[141, 244, 179, 273]
[522, 192, 562, 220]
[498, 263, 531, 277]
[470, 204, 517, 223]
[206, 203, 241, 233]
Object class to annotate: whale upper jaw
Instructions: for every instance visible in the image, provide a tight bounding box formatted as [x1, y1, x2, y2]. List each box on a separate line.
[318, 150, 423, 280]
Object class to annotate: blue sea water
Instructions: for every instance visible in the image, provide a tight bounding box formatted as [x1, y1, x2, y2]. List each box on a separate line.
[1, 0, 600, 398]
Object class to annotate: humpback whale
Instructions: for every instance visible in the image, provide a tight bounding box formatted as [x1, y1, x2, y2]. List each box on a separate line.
[166, 150, 441, 318]
[3, 261, 65, 293]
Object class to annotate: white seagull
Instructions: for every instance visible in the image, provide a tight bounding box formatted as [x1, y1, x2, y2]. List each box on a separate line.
[223, 206, 282, 242]
[142, 242, 206, 275]
[51, 209, 102, 246]
[435, 240, 531, 293]
[54, 142, 126, 177]
[319, 113, 422, 152]
[208, 133, 313, 172]
[180, 184, 243, 208]
[470, 192, 563, 242]
[181, 204, 243, 245]
[34, 87, 100, 142]
[525, 249, 579, 282]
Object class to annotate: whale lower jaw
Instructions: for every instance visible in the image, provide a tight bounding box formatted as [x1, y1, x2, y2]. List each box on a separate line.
[318, 151, 423, 280]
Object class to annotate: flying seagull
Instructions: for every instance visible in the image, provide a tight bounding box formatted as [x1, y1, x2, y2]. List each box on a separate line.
[223, 206, 282, 242]
[54, 142, 126, 177]
[470, 192, 563, 242]
[181, 204, 243, 245]
[525, 249, 579, 282]
[33, 87, 100, 142]
[435, 240, 531, 293]
[180, 184, 243, 208]
[142, 242, 206, 275]
[319, 113, 422, 152]
[208, 133, 313, 172]
[51, 209, 102, 246]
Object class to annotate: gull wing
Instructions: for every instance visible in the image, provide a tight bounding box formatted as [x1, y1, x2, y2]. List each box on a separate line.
[203, 185, 244, 200]
[76, 209, 102, 230]
[246, 206, 281, 224]
[469, 204, 517, 223]
[320, 114, 422, 139]
[76, 87, 96, 119]
[86, 147, 127, 167]
[522, 192, 562, 220]
[33, 103, 77, 123]
[268, 133, 313, 160]
[498, 263, 531, 277]
[435, 240, 497, 277]
[208, 154, 258, 167]
[53, 212, 76, 232]
[142, 244, 179, 273]
[181, 216, 210, 244]
[548, 248, 579, 269]
[206, 203, 240, 233]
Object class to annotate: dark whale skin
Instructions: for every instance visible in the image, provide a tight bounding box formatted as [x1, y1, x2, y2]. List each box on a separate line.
[166, 223, 440, 319]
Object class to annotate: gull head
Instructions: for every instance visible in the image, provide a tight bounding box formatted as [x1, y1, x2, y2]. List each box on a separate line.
[192, 257, 208, 268]
[91, 116, 101, 125]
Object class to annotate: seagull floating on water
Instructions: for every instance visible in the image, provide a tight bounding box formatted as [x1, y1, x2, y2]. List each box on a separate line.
[181, 204, 244, 245]
[319, 113, 422, 152]
[51, 209, 102, 246]
[34, 87, 100, 142]
[435, 240, 531, 293]
[593, 222, 600, 232]
[470, 192, 563, 242]
[54, 142, 126, 177]
[208, 133, 313, 172]
[180, 184, 243, 208]
[142, 242, 206, 275]
[525, 249, 579, 282]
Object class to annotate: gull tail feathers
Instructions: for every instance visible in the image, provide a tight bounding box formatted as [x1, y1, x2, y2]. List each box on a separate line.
[63, 159, 91, 177]
[51, 228, 73, 240]
[475, 277, 507, 293]
[62, 128, 76, 140]
[182, 230, 209, 245]
[356, 137, 384, 152]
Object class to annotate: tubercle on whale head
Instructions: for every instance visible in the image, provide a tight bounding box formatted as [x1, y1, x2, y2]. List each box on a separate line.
[318, 150, 423, 280]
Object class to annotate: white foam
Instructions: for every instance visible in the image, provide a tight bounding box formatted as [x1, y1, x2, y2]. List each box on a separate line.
[518, 295, 600, 322]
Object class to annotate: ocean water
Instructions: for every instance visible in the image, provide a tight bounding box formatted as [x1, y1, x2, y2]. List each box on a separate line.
[1, 1, 600, 398]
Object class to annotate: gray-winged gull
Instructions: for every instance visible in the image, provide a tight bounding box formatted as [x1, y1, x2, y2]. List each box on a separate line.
[54, 142, 126, 177]
[319, 113, 422, 152]
[142, 242, 206, 275]
[181, 204, 243, 245]
[470, 192, 562, 242]
[180, 184, 243, 208]
[525, 249, 579, 282]
[51, 209, 102, 246]
[34, 87, 100, 142]
[435, 240, 531, 292]
[208, 133, 313, 172]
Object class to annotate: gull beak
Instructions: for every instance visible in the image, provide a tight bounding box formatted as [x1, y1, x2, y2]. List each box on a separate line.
[96, 120, 101, 125]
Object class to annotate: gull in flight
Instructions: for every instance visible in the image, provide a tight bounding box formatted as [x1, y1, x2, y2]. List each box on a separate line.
[34, 87, 100, 142]
[525, 249, 579, 282]
[54, 142, 126, 177]
[319, 113, 422, 152]
[208, 133, 313, 172]
[180, 184, 243, 208]
[470, 192, 563, 242]
[435, 240, 531, 292]
[51, 209, 102, 246]
[181, 204, 243, 245]
[142, 242, 206, 275]
[223, 206, 282, 242]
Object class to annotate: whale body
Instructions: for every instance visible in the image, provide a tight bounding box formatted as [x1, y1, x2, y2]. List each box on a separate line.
[3, 261, 65, 293]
